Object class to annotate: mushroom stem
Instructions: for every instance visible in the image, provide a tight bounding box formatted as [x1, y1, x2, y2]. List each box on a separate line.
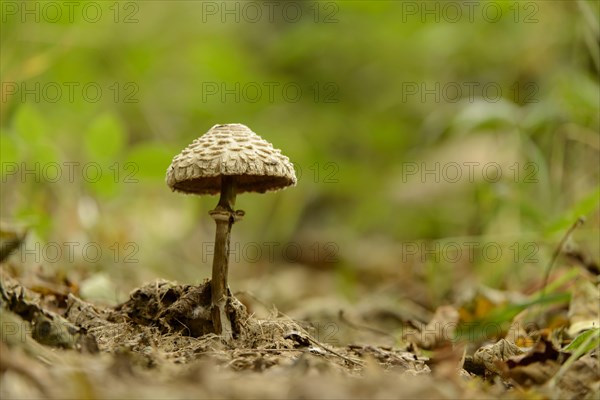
[209, 176, 237, 341]
[217, 175, 236, 211]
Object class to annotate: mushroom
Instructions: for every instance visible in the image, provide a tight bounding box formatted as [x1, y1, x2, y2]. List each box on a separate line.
[166, 123, 296, 340]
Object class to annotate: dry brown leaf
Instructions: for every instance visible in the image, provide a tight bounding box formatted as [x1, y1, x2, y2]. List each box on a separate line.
[413, 305, 460, 349]
[567, 277, 600, 336]
[553, 354, 600, 399]
[473, 338, 525, 375]
[498, 336, 568, 387]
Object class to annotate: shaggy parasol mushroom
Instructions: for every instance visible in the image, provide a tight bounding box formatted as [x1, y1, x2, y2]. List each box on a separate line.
[166, 123, 296, 340]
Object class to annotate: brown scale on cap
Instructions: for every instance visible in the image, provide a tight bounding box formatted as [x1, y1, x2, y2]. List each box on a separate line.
[166, 123, 296, 341]
[166, 124, 296, 195]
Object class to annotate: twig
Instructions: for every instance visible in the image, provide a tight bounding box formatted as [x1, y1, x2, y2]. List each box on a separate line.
[240, 308, 364, 366]
[206, 348, 304, 354]
[305, 335, 364, 366]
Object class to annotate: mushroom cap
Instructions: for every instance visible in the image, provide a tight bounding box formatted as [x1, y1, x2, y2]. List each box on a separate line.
[166, 124, 297, 195]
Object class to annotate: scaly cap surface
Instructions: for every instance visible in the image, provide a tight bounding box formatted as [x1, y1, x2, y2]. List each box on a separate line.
[166, 124, 297, 195]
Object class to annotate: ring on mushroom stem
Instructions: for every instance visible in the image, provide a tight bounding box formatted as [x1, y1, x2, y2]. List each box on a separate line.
[166, 123, 296, 341]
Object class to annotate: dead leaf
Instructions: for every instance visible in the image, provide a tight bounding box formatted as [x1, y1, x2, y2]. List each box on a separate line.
[413, 305, 460, 349]
[567, 277, 600, 336]
[473, 338, 525, 374]
[553, 354, 600, 399]
[499, 336, 567, 386]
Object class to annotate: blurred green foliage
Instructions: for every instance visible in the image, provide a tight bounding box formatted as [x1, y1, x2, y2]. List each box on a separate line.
[1, 1, 598, 304]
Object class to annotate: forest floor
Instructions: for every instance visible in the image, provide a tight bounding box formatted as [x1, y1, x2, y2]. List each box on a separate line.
[0, 259, 599, 399]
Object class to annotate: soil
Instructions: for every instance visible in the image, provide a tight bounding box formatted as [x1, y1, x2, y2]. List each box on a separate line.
[0, 268, 598, 399]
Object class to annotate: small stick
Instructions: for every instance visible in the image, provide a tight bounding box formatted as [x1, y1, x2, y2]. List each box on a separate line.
[304, 335, 364, 366]
[248, 310, 365, 366]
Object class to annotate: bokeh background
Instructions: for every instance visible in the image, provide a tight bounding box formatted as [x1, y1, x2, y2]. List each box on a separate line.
[1, 1, 598, 324]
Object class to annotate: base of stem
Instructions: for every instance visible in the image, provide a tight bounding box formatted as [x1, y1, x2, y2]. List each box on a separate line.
[211, 292, 233, 341]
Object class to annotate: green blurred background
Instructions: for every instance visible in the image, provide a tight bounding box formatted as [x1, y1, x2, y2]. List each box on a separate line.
[1, 1, 598, 312]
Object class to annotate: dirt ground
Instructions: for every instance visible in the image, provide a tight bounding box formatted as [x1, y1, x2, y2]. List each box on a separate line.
[1, 264, 599, 399]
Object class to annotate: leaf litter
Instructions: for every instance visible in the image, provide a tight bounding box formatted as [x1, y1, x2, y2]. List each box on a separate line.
[1, 260, 599, 399]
